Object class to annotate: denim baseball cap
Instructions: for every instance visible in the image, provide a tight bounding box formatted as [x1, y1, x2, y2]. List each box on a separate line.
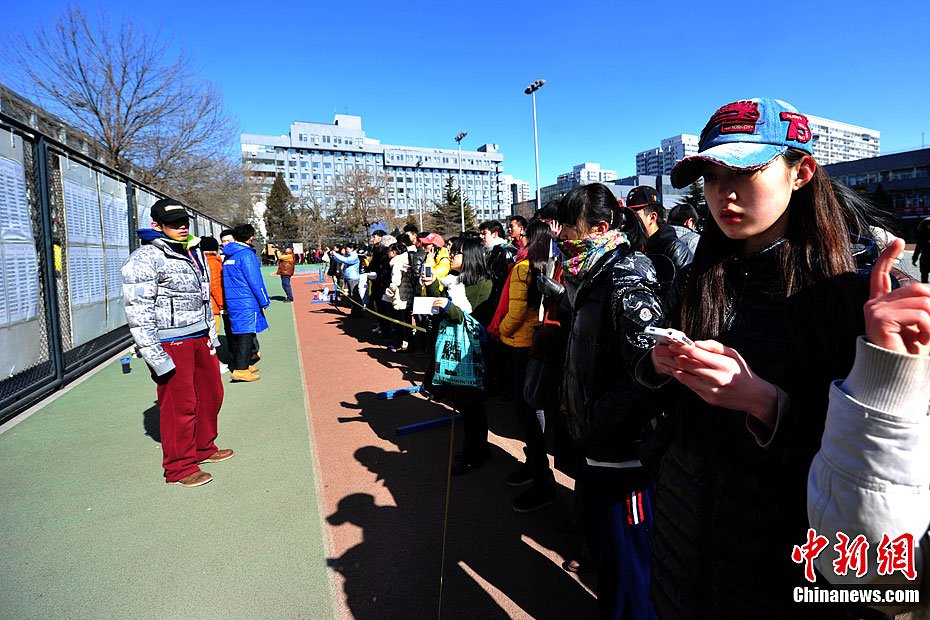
[670, 98, 814, 188]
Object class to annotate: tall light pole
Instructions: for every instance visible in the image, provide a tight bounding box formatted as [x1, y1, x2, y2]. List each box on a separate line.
[455, 131, 467, 233]
[524, 78, 545, 211]
[415, 158, 423, 230]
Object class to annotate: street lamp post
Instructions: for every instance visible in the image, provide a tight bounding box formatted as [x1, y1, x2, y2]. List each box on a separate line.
[455, 131, 467, 233]
[415, 158, 423, 231]
[524, 78, 545, 211]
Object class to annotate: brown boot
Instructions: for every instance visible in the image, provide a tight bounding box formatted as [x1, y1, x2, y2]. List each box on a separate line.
[231, 370, 260, 382]
[200, 449, 235, 463]
[170, 471, 212, 487]
[247, 365, 260, 373]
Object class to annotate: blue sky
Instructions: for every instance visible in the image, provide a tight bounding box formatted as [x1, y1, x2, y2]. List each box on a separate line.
[4, 0, 930, 187]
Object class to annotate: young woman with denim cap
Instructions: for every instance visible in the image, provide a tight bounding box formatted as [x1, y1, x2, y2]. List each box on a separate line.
[641, 98, 892, 619]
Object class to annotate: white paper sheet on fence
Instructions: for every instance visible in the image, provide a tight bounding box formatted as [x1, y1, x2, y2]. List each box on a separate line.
[67, 246, 89, 306]
[87, 246, 106, 304]
[105, 247, 129, 300]
[0, 157, 32, 241]
[101, 192, 129, 247]
[1, 243, 39, 324]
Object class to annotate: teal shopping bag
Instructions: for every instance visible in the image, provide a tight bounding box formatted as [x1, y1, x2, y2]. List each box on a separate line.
[432, 313, 485, 389]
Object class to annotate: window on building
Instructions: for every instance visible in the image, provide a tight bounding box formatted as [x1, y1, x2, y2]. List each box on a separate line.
[298, 133, 308, 142]
[322, 135, 331, 143]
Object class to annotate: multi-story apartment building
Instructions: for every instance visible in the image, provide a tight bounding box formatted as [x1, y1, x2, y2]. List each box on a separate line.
[636, 134, 699, 176]
[497, 174, 531, 217]
[241, 115, 505, 221]
[557, 162, 617, 187]
[806, 115, 880, 165]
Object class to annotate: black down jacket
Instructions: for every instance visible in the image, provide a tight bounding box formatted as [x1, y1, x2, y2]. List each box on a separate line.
[560, 245, 665, 465]
[650, 239, 870, 620]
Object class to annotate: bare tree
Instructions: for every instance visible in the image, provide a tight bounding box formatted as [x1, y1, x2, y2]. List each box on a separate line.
[171, 157, 254, 225]
[294, 187, 332, 250]
[8, 5, 237, 190]
[331, 167, 391, 238]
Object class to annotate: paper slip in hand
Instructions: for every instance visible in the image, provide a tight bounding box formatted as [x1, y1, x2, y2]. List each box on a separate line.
[412, 297, 445, 315]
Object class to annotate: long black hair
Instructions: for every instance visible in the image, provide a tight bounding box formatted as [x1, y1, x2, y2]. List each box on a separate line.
[449, 236, 488, 287]
[524, 219, 553, 308]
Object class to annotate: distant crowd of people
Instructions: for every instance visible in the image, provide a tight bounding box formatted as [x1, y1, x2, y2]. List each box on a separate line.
[122, 97, 930, 619]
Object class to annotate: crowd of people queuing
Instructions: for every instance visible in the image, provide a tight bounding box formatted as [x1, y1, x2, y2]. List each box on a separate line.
[122, 97, 930, 619]
[321, 98, 929, 620]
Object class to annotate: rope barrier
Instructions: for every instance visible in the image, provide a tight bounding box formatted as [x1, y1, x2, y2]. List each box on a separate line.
[329, 282, 428, 333]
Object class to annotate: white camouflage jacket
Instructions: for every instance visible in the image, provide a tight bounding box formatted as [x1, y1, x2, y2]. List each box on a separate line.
[121, 236, 217, 376]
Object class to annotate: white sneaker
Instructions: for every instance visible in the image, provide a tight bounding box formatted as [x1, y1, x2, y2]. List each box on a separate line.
[219, 363, 230, 374]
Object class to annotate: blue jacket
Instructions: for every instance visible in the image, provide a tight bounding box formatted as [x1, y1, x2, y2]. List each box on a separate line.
[222, 242, 270, 334]
[330, 251, 360, 280]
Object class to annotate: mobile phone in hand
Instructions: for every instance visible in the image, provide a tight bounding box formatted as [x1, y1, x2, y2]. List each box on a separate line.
[643, 326, 694, 346]
[424, 265, 433, 278]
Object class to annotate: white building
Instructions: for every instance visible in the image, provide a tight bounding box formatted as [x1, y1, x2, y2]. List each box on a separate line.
[241, 115, 505, 221]
[636, 134, 699, 176]
[806, 115, 880, 165]
[557, 162, 617, 186]
[497, 174, 531, 217]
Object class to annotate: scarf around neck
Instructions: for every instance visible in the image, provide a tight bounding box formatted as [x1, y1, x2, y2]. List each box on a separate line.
[559, 229, 629, 282]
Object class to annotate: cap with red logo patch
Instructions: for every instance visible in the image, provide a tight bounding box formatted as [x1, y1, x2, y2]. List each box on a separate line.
[670, 98, 814, 188]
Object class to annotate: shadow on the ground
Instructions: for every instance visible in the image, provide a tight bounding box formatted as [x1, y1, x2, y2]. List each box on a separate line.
[324, 388, 597, 620]
[142, 401, 160, 442]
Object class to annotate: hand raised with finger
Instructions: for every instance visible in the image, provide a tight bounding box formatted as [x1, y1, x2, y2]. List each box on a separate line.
[864, 238, 930, 356]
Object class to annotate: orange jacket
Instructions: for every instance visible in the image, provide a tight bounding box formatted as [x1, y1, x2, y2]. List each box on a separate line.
[206, 253, 224, 314]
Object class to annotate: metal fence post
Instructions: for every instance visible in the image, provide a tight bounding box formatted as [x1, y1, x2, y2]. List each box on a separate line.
[35, 136, 65, 383]
[126, 180, 137, 250]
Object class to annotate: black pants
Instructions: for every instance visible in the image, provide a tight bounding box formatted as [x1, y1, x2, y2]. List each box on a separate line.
[449, 385, 489, 462]
[509, 345, 552, 482]
[228, 332, 257, 371]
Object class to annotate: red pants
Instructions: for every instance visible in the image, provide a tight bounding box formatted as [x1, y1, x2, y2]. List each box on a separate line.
[153, 336, 224, 482]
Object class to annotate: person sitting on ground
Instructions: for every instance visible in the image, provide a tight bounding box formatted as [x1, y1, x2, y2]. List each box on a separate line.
[666, 203, 701, 255]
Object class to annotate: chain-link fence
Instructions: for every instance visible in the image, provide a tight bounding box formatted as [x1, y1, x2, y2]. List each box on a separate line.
[0, 112, 229, 424]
